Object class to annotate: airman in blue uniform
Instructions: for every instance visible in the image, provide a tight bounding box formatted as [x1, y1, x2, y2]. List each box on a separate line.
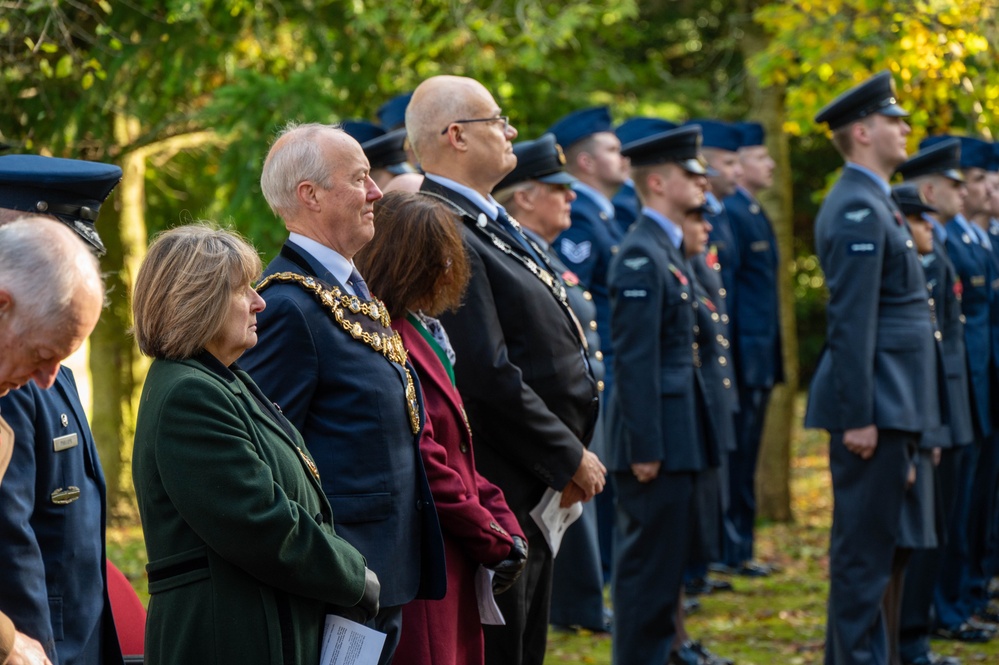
[808, 71, 940, 665]
[918, 135, 999, 643]
[608, 125, 723, 665]
[612, 118, 679, 236]
[548, 106, 630, 584]
[0, 154, 125, 665]
[896, 140, 978, 663]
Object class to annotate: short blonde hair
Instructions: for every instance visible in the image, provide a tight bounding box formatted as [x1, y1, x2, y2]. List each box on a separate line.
[132, 224, 262, 360]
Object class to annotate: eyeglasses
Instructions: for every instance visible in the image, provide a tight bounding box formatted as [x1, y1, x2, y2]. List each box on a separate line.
[440, 115, 510, 135]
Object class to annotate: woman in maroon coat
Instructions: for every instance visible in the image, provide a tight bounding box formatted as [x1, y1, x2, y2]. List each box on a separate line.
[356, 191, 527, 665]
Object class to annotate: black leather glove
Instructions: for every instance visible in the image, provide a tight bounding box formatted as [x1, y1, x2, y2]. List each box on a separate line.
[332, 567, 381, 624]
[490, 535, 528, 595]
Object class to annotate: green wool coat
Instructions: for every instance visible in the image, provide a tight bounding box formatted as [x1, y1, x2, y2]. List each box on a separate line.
[133, 355, 367, 665]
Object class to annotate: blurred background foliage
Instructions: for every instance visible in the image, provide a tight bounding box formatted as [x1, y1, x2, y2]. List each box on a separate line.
[2, 0, 998, 517]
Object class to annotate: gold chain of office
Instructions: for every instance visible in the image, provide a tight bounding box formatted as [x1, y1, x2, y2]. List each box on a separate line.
[255, 272, 421, 434]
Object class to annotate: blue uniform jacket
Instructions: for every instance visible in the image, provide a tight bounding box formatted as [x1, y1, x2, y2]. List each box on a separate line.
[0, 368, 123, 665]
[805, 167, 940, 433]
[554, 187, 623, 393]
[944, 217, 993, 438]
[611, 181, 639, 236]
[921, 227, 974, 448]
[240, 242, 446, 606]
[691, 254, 739, 454]
[720, 188, 784, 389]
[608, 214, 721, 473]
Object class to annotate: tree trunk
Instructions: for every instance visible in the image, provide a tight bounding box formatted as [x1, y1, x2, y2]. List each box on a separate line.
[740, 3, 799, 522]
[89, 114, 149, 521]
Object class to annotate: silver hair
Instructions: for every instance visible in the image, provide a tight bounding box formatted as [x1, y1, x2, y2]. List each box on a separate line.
[260, 122, 341, 217]
[493, 181, 537, 211]
[0, 216, 102, 329]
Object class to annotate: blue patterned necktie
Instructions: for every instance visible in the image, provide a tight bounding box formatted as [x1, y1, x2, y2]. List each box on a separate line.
[496, 207, 548, 267]
[348, 267, 371, 300]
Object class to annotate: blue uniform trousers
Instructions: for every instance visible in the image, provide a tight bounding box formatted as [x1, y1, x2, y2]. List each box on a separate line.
[724, 387, 771, 566]
[899, 447, 962, 661]
[825, 430, 913, 665]
[933, 441, 981, 629]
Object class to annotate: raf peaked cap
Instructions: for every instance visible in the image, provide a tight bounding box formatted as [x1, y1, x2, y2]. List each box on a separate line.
[341, 120, 386, 145]
[377, 92, 413, 131]
[734, 121, 765, 148]
[548, 106, 614, 150]
[688, 119, 742, 152]
[0, 154, 122, 256]
[361, 128, 414, 174]
[921, 135, 995, 172]
[814, 71, 908, 130]
[615, 117, 678, 147]
[621, 125, 707, 174]
[896, 139, 964, 182]
[892, 182, 937, 217]
[494, 133, 576, 192]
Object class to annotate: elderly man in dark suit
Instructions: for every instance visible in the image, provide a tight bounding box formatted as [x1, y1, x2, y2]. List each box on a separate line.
[608, 125, 724, 665]
[0, 155, 124, 665]
[239, 123, 446, 665]
[407, 75, 603, 665]
[807, 71, 940, 665]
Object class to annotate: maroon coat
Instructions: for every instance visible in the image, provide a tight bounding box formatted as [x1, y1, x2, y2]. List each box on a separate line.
[394, 318, 524, 665]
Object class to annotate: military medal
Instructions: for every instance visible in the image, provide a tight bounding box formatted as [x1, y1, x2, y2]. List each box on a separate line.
[667, 263, 689, 286]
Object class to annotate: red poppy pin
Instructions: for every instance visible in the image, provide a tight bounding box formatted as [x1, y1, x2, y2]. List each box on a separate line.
[561, 270, 580, 287]
[954, 277, 963, 300]
[705, 245, 719, 269]
[667, 263, 688, 285]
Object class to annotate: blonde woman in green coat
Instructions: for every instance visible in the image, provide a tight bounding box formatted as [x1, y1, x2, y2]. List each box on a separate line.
[131, 225, 379, 664]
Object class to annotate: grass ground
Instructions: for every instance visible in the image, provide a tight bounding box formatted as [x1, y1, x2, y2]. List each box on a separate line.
[106, 399, 999, 664]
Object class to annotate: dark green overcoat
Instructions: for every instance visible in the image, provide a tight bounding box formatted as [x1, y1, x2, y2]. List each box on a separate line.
[133, 355, 367, 665]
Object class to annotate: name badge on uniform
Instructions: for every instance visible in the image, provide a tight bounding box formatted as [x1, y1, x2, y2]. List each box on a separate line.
[848, 242, 877, 255]
[971, 275, 986, 287]
[53, 433, 78, 452]
[750, 240, 770, 252]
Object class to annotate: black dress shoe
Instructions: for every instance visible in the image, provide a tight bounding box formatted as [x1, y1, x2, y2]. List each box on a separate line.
[683, 597, 702, 615]
[975, 603, 999, 624]
[736, 561, 772, 577]
[687, 640, 735, 665]
[707, 562, 738, 575]
[932, 622, 994, 642]
[668, 644, 701, 665]
[903, 652, 961, 665]
[685, 578, 713, 596]
[705, 577, 734, 592]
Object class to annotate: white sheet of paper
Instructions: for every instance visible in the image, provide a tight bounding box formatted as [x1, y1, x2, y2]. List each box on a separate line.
[320, 615, 386, 665]
[475, 565, 506, 625]
[529, 488, 583, 557]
